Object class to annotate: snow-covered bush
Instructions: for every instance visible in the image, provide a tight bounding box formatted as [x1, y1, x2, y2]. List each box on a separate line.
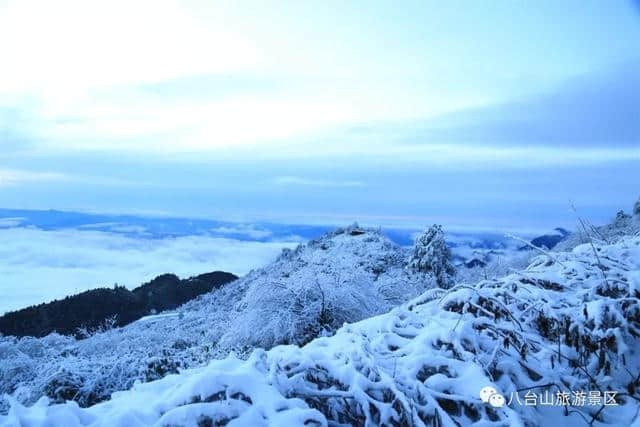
[229, 272, 379, 348]
[42, 370, 86, 405]
[220, 225, 427, 349]
[410, 224, 456, 288]
[75, 315, 118, 339]
[455, 249, 534, 284]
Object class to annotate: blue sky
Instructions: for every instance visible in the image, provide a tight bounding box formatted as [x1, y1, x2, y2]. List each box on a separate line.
[1, 0, 639, 231]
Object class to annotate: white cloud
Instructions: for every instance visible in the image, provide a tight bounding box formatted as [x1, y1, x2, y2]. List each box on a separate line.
[107, 225, 150, 234]
[273, 176, 365, 188]
[77, 222, 124, 229]
[0, 217, 25, 228]
[2, 0, 638, 161]
[0, 227, 298, 315]
[0, 1, 262, 94]
[0, 1, 497, 156]
[280, 140, 640, 169]
[211, 225, 272, 239]
[34, 95, 366, 152]
[0, 169, 68, 186]
[76, 223, 151, 235]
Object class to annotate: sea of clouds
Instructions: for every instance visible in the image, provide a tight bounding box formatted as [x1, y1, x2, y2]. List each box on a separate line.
[0, 226, 299, 315]
[0, 210, 529, 315]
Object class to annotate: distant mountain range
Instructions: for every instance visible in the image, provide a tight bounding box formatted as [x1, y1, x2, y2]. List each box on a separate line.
[0, 208, 335, 243]
[0, 208, 541, 247]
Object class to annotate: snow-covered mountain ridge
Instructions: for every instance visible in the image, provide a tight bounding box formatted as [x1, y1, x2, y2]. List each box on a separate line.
[0, 224, 438, 412]
[3, 231, 640, 425]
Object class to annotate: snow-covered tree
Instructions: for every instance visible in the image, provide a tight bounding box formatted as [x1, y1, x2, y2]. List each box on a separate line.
[410, 224, 455, 288]
[634, 196, 640, 217]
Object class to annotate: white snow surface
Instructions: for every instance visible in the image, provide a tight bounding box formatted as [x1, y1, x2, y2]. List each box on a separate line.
[2, 233, 640, 426]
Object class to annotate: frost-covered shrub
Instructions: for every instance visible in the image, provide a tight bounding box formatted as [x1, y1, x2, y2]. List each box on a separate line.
[410, 224, 456, 288]
[143, 356, 181, 382]
[230, 272, 380, 348]
[213, 226, 431, 349]
[42, 370, 85, 404]
[0, 338, 36, 411]
[15, 337, 48, 358]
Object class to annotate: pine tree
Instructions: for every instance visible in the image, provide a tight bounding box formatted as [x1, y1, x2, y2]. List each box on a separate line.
[410, 224, 456, 288]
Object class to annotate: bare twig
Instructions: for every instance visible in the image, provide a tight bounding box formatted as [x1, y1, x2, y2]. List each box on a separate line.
[570, 204, 609, 286]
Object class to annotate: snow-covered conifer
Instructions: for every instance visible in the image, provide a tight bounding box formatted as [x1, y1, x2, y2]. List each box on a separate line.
[410, 224, 455, 288]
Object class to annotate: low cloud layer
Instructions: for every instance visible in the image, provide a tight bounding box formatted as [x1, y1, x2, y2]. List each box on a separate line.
[273, 176, 365, 188]
[0, 226, 297, 315]
[0, 168, 68, 187]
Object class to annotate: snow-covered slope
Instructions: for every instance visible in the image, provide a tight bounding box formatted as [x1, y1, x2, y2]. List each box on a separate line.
[453, 243, 534, 285]
[3, 235, 639, 426]
[0, 224, 435, 411]
[556, 204, 640, 252]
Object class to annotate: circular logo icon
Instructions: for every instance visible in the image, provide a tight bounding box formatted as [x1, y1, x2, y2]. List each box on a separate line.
[489, 393, 506, 408]
[479, 386, 498, 403]
[479, 386, 505, 407]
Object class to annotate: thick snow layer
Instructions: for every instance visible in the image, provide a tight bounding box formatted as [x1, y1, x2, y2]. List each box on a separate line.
[3, 236, 639, 426]
[0, 225, 434, 412]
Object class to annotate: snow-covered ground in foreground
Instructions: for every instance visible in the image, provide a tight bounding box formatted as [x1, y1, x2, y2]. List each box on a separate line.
[2, 233, 639, 426]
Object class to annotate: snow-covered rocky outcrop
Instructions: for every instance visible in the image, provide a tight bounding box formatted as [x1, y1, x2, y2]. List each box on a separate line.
[0, 224, 444, 412]
[3, 234, 639, 426]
